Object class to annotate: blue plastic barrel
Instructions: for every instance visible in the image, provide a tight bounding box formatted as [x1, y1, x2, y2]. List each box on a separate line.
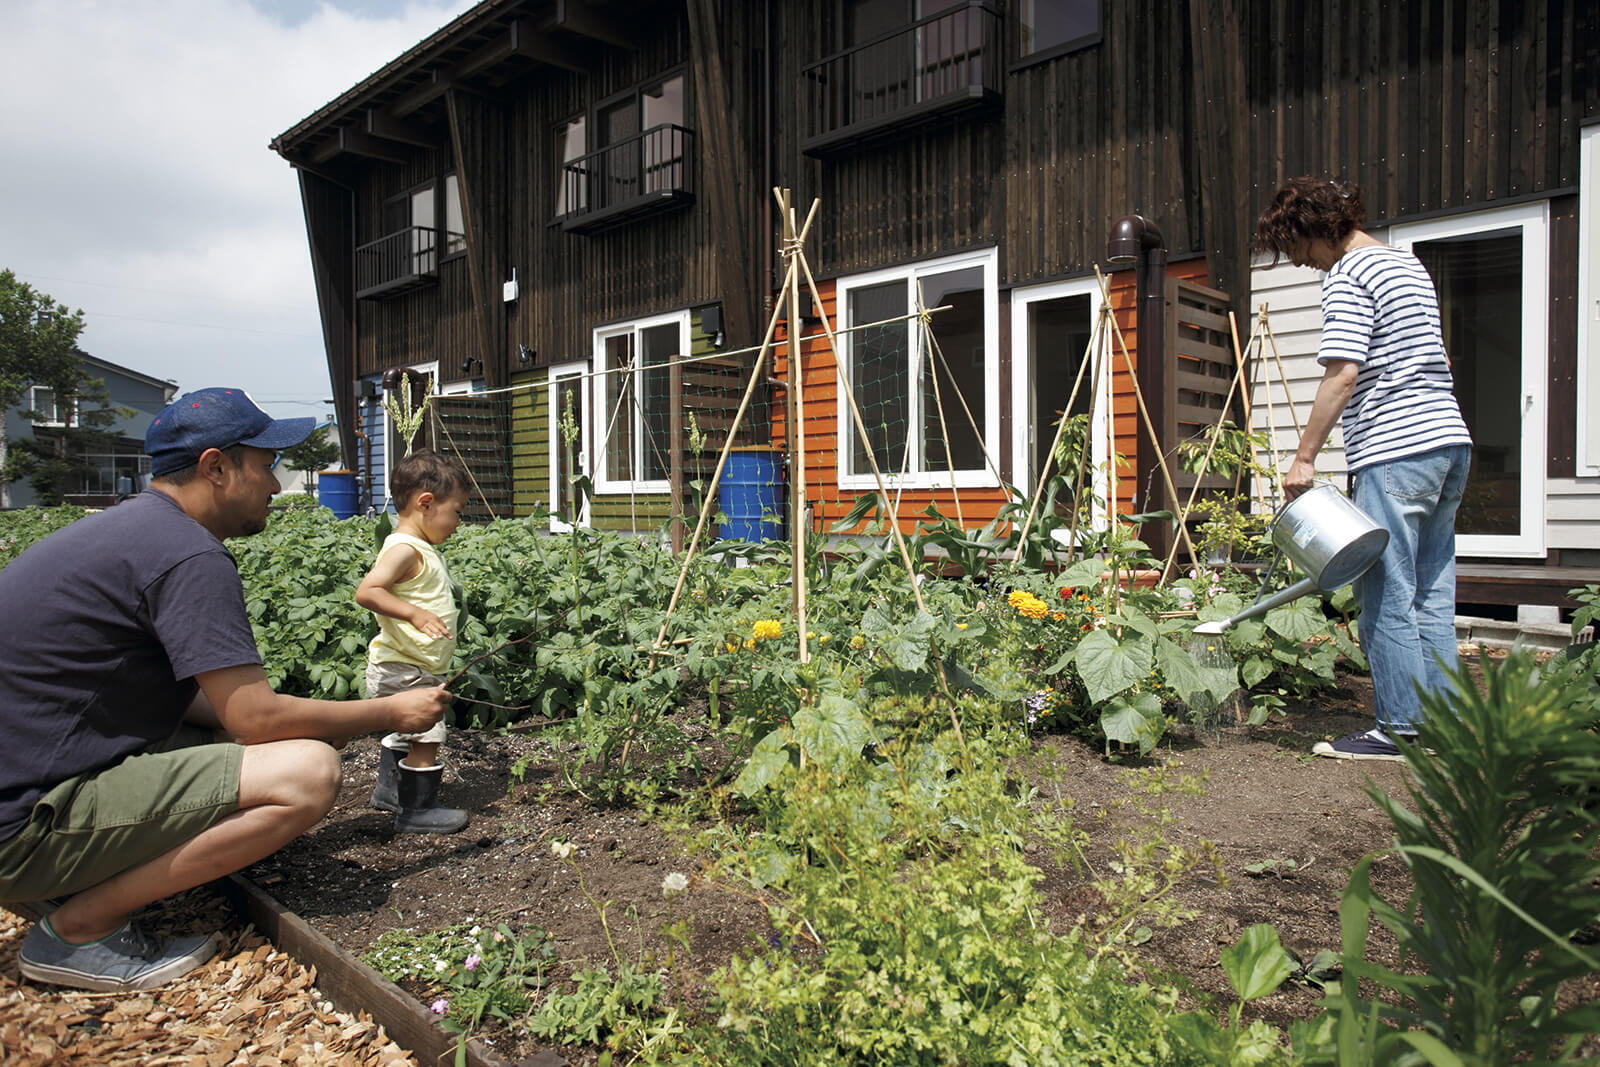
[318, 470, 359, 518]
[719, 450, 785, 542]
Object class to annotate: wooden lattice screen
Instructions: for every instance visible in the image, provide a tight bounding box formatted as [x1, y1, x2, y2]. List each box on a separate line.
[1163, 279, 1242, 553]
[431, 392, 514, 523]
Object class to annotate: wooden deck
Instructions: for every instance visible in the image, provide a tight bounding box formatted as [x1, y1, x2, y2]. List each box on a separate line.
[1456, 564, 1600, 609]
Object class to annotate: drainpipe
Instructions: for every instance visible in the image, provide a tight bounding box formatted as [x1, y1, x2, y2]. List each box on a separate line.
[1106, 214, 1169, 556]
[762, 1, 773, 316]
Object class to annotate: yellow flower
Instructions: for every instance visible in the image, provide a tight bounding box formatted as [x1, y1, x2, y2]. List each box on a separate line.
[752, 619, 782, 641]
[818, 634, 832, 643]
[743, 638, 756, 651]
[726, 641, 738, 654]
[850, 634, 866, 650]
[957, 622, 968, 630]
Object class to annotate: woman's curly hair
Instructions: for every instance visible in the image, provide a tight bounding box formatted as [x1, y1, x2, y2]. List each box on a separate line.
[1252, 177, 1365, 263]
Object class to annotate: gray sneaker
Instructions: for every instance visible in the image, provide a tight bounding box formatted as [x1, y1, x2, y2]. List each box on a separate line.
[19, 920, 217, 991]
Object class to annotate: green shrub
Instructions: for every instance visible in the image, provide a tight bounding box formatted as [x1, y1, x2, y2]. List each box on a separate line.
[1294, 651, 1600, 1064]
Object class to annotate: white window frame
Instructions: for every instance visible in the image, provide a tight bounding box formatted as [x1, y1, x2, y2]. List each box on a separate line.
[1009, 276, 1110, 532]
[835, 248, 1000, 491]
[592, 309, 688, 495]
[28, 385, 68, 427]
[547, 361, 590, 532]
[1579, 124, 1600, 476]
[1391, 200, 1549, 559]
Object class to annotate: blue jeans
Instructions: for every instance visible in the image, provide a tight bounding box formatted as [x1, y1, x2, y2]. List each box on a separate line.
[1351, 444, 1472, 734]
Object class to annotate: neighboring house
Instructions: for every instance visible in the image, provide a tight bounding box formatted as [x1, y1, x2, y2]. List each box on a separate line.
[1, 352, 179, 509]
[270, 0, 1600, 599]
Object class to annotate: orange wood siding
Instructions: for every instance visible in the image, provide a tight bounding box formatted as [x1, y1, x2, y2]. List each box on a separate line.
[764, 260, 1210, 536]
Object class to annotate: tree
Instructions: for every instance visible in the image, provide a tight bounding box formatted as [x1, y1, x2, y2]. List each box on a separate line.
[1, 270, 90, 506]
[281, 425, 343, 494]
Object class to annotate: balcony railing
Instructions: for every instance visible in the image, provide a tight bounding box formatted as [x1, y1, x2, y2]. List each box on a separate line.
[356, 226, 439, 300]
[560, 124, 696, 234]
[802, 2, 1003, 156]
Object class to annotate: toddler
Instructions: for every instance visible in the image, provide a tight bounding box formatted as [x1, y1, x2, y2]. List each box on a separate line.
[356, 449, 472, 834]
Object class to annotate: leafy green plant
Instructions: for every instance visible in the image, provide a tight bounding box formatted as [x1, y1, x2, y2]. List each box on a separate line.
[694, 724, 1247, 1065]
[1295, 651, 1600, 1065]
[0, 504, 89, 566]
[362, 919, 556, 1062]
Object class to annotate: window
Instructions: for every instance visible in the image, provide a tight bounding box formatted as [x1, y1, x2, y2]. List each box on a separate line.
[554, 116, 587, 216]
[593, 311, 688, 493]
[557, 73, 691, 224]
[28, 385, 68, 426]
[443, 174, 465, 257]
[836, 250, 999, 488]
[1392, 201, 1549, 558]
[380, 176, 464, 269]
[1015, 0, 1101, 65]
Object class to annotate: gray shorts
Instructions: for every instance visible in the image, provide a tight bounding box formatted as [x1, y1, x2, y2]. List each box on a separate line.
[366, 660, 449, 745]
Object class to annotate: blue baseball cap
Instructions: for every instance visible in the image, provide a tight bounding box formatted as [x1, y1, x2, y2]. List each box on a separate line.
[146, 387, 317, 477]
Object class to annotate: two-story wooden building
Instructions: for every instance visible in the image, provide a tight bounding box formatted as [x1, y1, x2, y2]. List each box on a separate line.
[270, 0, 1600, 594]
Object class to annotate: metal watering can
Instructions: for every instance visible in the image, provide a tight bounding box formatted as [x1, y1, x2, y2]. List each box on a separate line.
[1192, 484, 1388, 636]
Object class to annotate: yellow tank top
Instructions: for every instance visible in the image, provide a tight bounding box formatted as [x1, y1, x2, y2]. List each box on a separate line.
[367, 531, 458, 675]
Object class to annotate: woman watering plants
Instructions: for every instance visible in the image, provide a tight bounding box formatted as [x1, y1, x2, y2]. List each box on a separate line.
[1253, 178, 1473, 761]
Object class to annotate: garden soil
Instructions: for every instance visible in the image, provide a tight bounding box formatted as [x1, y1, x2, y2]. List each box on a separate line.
[3, 651, 1597, 1064]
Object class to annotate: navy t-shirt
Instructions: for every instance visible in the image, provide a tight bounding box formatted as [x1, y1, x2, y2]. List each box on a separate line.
[0, 489, 263, 840]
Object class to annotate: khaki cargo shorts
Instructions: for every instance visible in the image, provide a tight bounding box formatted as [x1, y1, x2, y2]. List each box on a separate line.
[0, 725, 241, 903]
[365, 660, 449, 745]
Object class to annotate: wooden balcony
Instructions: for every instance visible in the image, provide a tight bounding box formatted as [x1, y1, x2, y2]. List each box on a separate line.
[559, 124, 696, 235]
[802, 2, 1003, 157]
[355, 226, 438, 300]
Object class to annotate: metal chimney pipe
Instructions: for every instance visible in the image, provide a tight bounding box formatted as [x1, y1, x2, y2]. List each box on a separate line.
[1107, 214, 1170, 556]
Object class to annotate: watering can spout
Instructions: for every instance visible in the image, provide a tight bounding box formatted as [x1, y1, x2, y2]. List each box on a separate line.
[1189, 484, 1389, 639]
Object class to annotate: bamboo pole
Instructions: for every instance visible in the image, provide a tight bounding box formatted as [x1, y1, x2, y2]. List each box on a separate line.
[1159, 310, 1265, 582]
[1013, 302, 1103, 557]
[794, 241, 965, 746]
[778, 188, 810, 665]
[917, 285, 965, 528]
[1093, 266, 1203, 575]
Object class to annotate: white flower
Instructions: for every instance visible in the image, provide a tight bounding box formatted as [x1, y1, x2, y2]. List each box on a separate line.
[434, 960, 448, 973]
[550, 840, 576, 859]
[661, 871, 689, 896]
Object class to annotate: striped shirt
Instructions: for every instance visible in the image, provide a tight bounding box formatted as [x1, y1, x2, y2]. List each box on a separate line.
[1318, 245, 1472, 471]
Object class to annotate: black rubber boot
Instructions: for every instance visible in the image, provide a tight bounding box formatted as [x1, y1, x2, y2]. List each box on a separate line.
[370, 741, 406, 813]
[395, 764, 469, 835]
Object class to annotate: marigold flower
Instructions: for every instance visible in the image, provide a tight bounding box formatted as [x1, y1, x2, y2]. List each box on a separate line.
[743, 638, 756, 651]
[1052, 612, 1065, 621]
[752, 619, 782, 641]
[850, 633, 866, 650]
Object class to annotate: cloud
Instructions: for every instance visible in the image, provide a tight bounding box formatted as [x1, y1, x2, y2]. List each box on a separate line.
[0, 0, 473, 414]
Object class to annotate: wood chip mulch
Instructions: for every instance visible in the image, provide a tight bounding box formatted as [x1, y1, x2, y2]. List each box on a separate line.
[0, 893, 418, 1067]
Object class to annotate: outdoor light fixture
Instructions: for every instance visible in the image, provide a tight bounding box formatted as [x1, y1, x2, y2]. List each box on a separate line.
[461, 357, 483, 375]
[518, 343, 536, 364]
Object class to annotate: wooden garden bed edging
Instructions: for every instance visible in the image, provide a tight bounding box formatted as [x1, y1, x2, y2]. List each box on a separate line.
[223, 874, 568, 1067]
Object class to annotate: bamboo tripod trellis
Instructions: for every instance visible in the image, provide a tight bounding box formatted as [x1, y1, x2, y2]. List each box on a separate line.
[1011, 267, 1207, 581]
[646, 190, 967, 745]
[1155, 302, 1307, 583]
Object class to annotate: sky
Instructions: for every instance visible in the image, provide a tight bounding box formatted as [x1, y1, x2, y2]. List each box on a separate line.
[1, 0, 475, 422]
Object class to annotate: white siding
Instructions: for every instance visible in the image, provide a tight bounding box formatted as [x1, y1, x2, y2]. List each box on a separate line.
[1546, 477, 1600, 551]
[1245, 256, 1348, 510]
